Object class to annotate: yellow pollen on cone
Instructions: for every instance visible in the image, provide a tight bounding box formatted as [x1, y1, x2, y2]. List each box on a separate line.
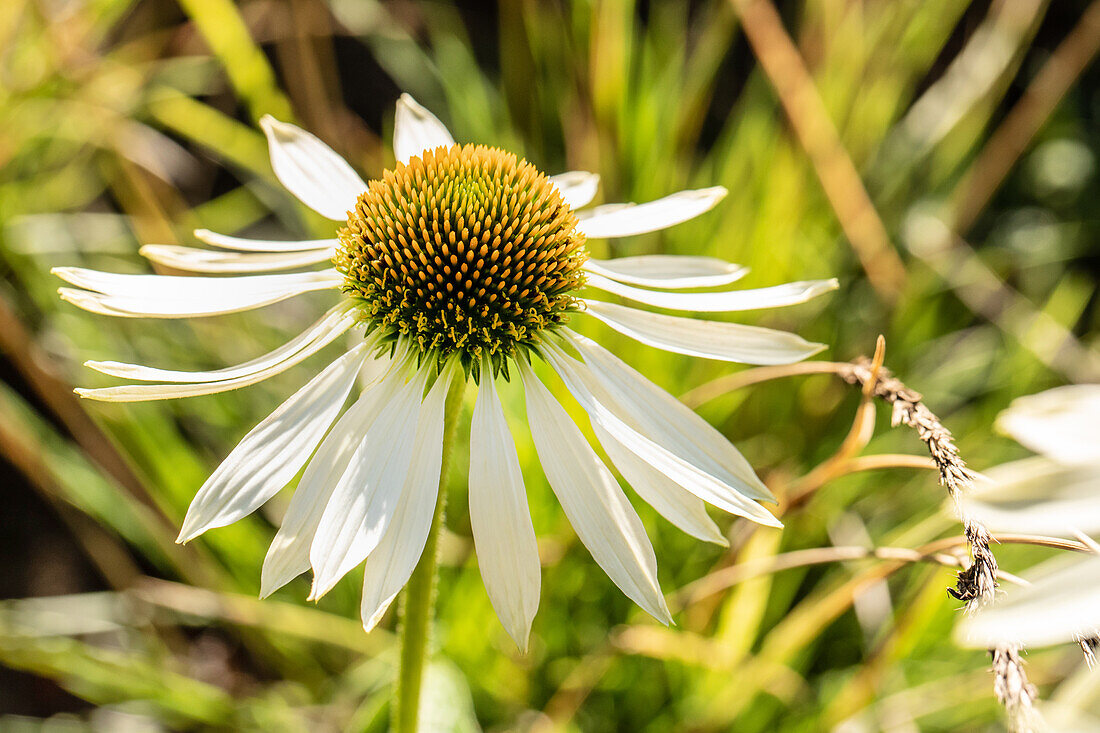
[335, 143, 587, 374]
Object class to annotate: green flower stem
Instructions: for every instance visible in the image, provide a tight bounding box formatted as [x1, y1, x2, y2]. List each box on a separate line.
[393, 368, 465, 733]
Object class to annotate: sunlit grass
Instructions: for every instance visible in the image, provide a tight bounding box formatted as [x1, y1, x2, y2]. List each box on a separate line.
[1, 0, 1096, 729]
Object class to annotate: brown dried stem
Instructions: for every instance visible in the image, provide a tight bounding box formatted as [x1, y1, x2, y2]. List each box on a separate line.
[684, 347, 1043, 727]
[727, 0, 907, 301]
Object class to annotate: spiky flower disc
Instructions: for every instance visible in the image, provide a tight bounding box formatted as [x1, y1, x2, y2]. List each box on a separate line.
[335, 144, 587, 373]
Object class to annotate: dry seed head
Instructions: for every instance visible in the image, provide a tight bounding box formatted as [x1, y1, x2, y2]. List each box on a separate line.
[336, 144, 587, 374]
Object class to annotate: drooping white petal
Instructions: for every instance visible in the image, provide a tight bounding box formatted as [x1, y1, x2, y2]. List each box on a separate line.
[77, 314, 360, 402]
[261, 353, 397, 597]
[309, 368, 427, 599]
[86, 303, 356, 384]
[56, 269, 342, 319]
[260, 116, 366, 220]
[176, 344, 368, 543]
[542, 343, 781, 528]
[961, 457, 1100, 538]
[594, 424, 727, 545]
[583, 255, 748, 290]
[393, 93, 456, 165]
[195, 229, 338, 253]
[584, 274, 839, 312]
[576, 187, 727, 238]
[957, 554, 1100, 649]
[549, 171, 600, 210]
[566, 331, 774, 503]
[468, 366, 541, 649]
[140, 244, 334, 273]
[518, 360, 670, 624]
[360, 362, 456, 631]
[582, 300, 825, 364]
[997, 385, 1100, 465]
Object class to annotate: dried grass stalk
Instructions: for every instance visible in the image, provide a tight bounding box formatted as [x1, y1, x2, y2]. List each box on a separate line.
[838, 357, 1039, 731]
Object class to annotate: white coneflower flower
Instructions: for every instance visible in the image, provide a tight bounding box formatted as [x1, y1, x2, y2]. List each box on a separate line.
[56, 94, 836, 648]
[958, 385, 1100, 649]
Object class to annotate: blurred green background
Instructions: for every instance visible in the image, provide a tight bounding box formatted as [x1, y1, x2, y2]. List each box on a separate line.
[1, 0, 1098, 730]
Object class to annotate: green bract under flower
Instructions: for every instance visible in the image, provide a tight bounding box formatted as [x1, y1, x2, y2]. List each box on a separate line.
[335, 143, 587, 373]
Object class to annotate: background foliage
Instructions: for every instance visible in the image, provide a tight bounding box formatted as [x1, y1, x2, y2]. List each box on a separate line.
[1, 0, 1098, 730]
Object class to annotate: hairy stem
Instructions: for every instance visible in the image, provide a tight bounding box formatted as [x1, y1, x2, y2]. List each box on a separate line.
[393, 370, 465, 733]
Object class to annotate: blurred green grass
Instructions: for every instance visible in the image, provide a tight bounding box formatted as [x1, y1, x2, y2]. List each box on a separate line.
[1, 0, 1097, 730]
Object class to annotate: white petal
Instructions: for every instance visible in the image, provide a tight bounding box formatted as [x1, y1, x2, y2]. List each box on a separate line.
[957, 554, 1100, 649]
[176, 344, 368, 543]
[140, 244, 333, 273]
[393, 93, 456, 165]
[86, 303, 356, 384]
[542, 343, 782, 528]
[594, 424, 727, 545]
[360, 362, 456, 630]
[566, 331, 775, 503]
[549, 171, 600, 209]
[77, 314, 359, 402]
[961, 457, 1100, 538]
[260, 353, 396, 597]
[195, 229, 338, 253]
[584, 274, 839, 312]
[576, 187, 727, 238]
[469, 368, 541, 650]
[56, 270, 341, 319]
[260, 116, 366, 220]
[997, 385, 1100, 465]
[308, 368, 427, 598]
[575, 203, 635, 221]
[583, 255, 748, 289]
[518, 360, 670, 624]
[53, 267, 340, 298]
[582, 300, 826, 364]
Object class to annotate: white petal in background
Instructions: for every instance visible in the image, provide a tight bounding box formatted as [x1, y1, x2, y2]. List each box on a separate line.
[260, 116, 366, 220]
[567, 332, 775, 503]
[583, 255, 747, 290]
[576, 187, 727, 238]
[195, 229, 338, 253]
[549, 171, 600, 210]
[309, 369, 427, 598]
[543, 344, 781, 528]
[468, 367, 541, 650]
[519, 360, 671, 624]
[261, 356, 398, 597]
[176, 343, 368, 543]
[997, 385, 1100, 466]
[962, 457, 1100, 538]
[1034, 668, 1100, 733]
[957, 553, 1100, 649]
[393, 93, 456, 165]
[582, 300, 826, 365]
[86, 303, 357, 384]
[140, 244, 334, 274]
[584, 274, 839, 313]
[360, 361, 457, 631]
